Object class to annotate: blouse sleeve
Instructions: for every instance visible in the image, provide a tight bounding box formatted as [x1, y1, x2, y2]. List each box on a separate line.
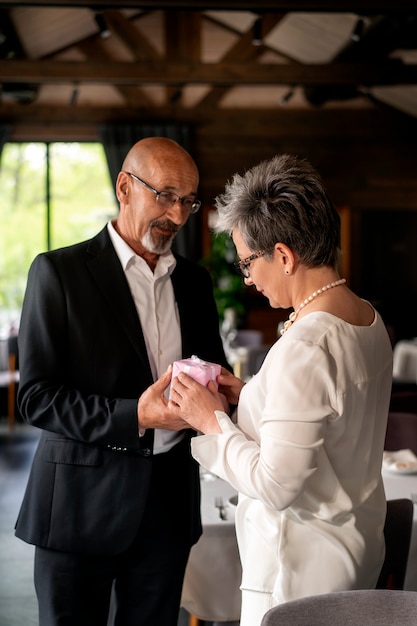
[191, 336, 339, 510]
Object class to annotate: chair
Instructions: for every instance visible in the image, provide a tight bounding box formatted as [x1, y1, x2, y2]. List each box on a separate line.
[390, 390, 417, 413]
[393, 340, 417, 384]
[235, 330, 263, 347]
[260, 589, 417, 625]
[261, 498, 414, 625]
[376, 498, 414, 590]
[384, 412, 417, 455]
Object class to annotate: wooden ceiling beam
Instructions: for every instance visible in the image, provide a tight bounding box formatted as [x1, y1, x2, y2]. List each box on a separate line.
[1, 59, 416, 86]
[163, 11, 201, 105]
[1, 1, 416, 13]
[164, 11, 201, 63]
[76, 39, 154, 107]
[2, 103, 416, 138]
[102, 10, 162, 62]
[195, 13, 286, 111]
[84, 9, 162, 107]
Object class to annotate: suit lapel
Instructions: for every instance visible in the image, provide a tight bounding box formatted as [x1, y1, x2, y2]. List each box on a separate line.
[85, 227, 152, 376]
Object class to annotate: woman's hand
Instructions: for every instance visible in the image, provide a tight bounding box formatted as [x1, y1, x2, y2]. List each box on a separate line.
[169, 372, 227, 434]
[217, 367, 246, 406]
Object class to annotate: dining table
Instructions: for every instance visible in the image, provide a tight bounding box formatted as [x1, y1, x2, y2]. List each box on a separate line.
[181, 469, 241, 624]
[0, 337, 8, 370]
[181, 464, 417, 626]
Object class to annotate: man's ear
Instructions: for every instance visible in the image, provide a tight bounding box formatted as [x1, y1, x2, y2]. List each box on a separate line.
[115, 171, 129, 203]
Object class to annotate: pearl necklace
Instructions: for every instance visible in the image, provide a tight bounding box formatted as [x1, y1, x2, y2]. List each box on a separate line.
[280, 278, 347, 335]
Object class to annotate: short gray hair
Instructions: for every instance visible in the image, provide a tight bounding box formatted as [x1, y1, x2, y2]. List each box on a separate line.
[214, 154, 341, 268]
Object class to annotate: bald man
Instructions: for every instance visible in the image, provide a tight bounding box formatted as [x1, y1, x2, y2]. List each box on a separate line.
[15, 137, 230, 626]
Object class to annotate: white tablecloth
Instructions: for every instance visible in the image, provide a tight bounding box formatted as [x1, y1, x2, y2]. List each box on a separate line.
[181, 472, 242, 622]
[181, 470, 417, 624]
[0, 338, 8, 371]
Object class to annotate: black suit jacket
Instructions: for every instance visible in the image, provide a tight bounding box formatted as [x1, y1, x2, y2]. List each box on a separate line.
[15, 226, 229, 555]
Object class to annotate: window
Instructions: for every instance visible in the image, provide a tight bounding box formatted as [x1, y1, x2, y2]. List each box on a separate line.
[0, 142, 117, 335]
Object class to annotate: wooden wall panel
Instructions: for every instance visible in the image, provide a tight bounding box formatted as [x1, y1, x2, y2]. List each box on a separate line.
[6, 105, 417, 338]
[189, 107, 417, 339]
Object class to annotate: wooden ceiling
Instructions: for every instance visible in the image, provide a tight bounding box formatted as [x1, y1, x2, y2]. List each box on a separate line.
[1, 1, 417, 140]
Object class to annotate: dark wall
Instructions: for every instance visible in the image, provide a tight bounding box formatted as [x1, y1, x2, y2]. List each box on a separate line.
[358, 210, 417, 341]
[8, 104, 417, 339]
[190, 106, 417, 339]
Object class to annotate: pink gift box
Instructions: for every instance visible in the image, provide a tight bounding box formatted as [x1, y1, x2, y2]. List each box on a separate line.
[170, 355, 221, 399]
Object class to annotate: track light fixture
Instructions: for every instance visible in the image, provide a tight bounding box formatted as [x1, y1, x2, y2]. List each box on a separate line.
[94, 12, 111, 39]
[252, 16, 263, 46]
[351, 18, 365, 42]
[69, 83, 79, 106]
[279, 87, 295, 106]
[170, 88, 183, 104]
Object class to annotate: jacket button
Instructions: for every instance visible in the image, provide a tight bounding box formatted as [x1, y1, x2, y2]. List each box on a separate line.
[142, 448, 151, 457]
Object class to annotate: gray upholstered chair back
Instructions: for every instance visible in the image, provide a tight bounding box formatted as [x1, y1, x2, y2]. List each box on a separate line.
[261, 589, 417, 625]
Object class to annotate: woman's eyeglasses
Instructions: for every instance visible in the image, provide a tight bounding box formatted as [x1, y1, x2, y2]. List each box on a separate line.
[128, 172, 201, 214]
[235, 251, 266, 279]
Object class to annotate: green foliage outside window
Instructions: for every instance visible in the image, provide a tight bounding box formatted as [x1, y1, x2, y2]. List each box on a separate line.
[0, 142, 117, 333]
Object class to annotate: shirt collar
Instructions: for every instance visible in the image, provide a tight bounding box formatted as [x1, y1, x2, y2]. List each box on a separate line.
[107, 220, 177, 275]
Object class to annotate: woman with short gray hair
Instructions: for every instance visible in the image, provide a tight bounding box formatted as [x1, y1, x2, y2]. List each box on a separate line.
[168, 154, 393, 626]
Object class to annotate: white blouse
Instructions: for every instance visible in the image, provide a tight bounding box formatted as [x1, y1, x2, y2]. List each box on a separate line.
[191, 308, 393, 604]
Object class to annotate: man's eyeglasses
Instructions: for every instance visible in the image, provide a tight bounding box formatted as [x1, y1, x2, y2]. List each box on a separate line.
[235, 251, 266, 279]
[128, 172, 201, 214]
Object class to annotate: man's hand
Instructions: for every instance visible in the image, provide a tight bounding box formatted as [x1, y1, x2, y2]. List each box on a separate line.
[217, 367, 246, 406]
[137, 366, 189, 431]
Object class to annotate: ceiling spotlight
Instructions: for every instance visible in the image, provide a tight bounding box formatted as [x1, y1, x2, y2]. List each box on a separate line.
[95, 12, 111, 39]
[279, 87, 295, 106]
[170, 88, 182, 104]
[252, 17, 263, 46]
[351, 18, 365, 42]
[69, 84, 79, 106]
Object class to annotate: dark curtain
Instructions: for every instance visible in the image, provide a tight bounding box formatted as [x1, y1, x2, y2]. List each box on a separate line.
[0, 125, 11, 165]
[98, 123, 202, 262]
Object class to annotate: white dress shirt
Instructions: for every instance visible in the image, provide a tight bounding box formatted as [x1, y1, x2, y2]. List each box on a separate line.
[107, 220, 183, 454]
[191, 308, 393, 607]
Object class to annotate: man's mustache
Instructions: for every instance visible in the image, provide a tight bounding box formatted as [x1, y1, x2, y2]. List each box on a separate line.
[151, 219, 179, 235]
